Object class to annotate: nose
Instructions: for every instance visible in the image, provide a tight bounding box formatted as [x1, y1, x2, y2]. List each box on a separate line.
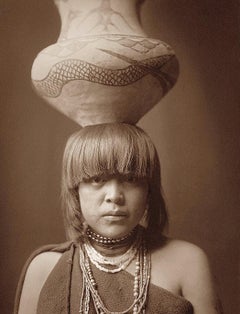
[104, 179, 124, 205]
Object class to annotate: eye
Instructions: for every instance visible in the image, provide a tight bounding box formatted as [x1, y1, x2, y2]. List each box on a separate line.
[123, 175, 147, 186]
[90, 176, 106, 185]
[124, 174, 137, 183]
[82, 176, 105, 185]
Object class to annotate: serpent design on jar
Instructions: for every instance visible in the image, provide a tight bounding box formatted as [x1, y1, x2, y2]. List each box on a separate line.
[32, 52, 176, 98]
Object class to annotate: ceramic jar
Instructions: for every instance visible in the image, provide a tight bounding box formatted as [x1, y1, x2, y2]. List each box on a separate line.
[31, 0, 179, 126]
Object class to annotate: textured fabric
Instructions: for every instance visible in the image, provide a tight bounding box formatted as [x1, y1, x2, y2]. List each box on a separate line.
[15, 242, 194, 314]
[13, 241, 73, 314]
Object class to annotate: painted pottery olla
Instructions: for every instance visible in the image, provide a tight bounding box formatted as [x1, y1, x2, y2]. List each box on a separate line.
[31, 0, 179, 126]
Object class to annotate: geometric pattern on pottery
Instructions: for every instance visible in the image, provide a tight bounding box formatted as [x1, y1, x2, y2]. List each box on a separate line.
[33, 53, 176, 98]
[106, 37, 169, 54]
[55, 0, 137, 39]
[42, 36, 170, 58]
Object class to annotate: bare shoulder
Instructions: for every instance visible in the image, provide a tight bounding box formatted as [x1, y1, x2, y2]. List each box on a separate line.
[151, 237, 209, 268]
[151, 238, 223, 314]
[151, 238, 210, 286]
[161, 238, 212, 281]
[161, 237, 208, 262]
[18, 251, 62, 314]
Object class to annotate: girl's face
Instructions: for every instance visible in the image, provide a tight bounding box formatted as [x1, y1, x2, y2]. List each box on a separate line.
[78, 174, 148, 238]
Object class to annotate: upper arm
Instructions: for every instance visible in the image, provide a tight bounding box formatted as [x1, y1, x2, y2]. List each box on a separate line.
[180, 245, 223, 314]
[18, 252, 62, 314]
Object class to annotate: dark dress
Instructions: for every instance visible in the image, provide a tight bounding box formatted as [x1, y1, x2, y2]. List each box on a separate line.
[14, 242, 194, 314]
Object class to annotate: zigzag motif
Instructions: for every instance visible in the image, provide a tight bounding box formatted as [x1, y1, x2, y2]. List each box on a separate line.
[33, 55, 175, 98]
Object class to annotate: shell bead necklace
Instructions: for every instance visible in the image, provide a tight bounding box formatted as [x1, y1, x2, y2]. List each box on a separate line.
[84, 228, 142, 273]
[79, 229, 151, 314]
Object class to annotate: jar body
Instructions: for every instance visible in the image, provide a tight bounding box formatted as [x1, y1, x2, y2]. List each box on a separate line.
[31, 0, 179, 126]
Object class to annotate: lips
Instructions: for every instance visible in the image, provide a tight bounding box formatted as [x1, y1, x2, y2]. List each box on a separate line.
[103, 210, 127, 217]
[102, 210, 128, 221]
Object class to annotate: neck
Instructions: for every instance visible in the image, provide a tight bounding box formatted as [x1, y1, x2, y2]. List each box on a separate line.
[85, 226, 139, 257]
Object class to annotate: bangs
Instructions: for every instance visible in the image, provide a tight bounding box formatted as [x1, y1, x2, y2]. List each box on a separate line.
[64, 123, 157, 188]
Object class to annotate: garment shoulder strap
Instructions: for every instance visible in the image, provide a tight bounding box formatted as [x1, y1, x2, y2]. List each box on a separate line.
[13, 241, 74, 314]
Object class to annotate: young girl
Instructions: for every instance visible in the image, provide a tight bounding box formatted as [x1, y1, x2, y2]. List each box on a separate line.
[15, 123, 223, 314]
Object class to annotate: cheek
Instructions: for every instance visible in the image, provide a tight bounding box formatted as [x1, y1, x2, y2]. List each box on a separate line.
[79, 198, 96, 224]
[78, 186, 95, 206]
[78, 192, 87, 209]
[78, 190, 92, 216]
[130, 188, 149, 211]
[78, 189, 102, 220]
[138, 185, 149, 202]
[131, 188, 149, 225]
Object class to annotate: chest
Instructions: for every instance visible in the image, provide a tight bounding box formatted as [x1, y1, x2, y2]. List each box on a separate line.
[127, 251, 182, 296]
[37, 246, 193, 314]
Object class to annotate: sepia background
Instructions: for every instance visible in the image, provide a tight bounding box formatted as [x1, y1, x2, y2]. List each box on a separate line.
[0, 0, 239, 313]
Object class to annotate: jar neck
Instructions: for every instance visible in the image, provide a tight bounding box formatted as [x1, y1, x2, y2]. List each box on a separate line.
[54, 0, 146, 41]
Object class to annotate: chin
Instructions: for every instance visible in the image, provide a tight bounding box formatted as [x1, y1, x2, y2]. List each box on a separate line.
[96, 225, 134, 239]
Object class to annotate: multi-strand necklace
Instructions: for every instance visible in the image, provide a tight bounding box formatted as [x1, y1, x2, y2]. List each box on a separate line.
[79, 227, 151, 314]
[84, 227, 142, 273]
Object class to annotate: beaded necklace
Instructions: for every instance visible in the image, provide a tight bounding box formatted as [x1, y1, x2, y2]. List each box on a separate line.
[84, 228, 142, 273]
[86, 227, 137, 249]
[79, 229, 151, 314]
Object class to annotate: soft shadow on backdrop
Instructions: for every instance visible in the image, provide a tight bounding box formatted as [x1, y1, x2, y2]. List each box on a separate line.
[0, 1, 239, 313]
